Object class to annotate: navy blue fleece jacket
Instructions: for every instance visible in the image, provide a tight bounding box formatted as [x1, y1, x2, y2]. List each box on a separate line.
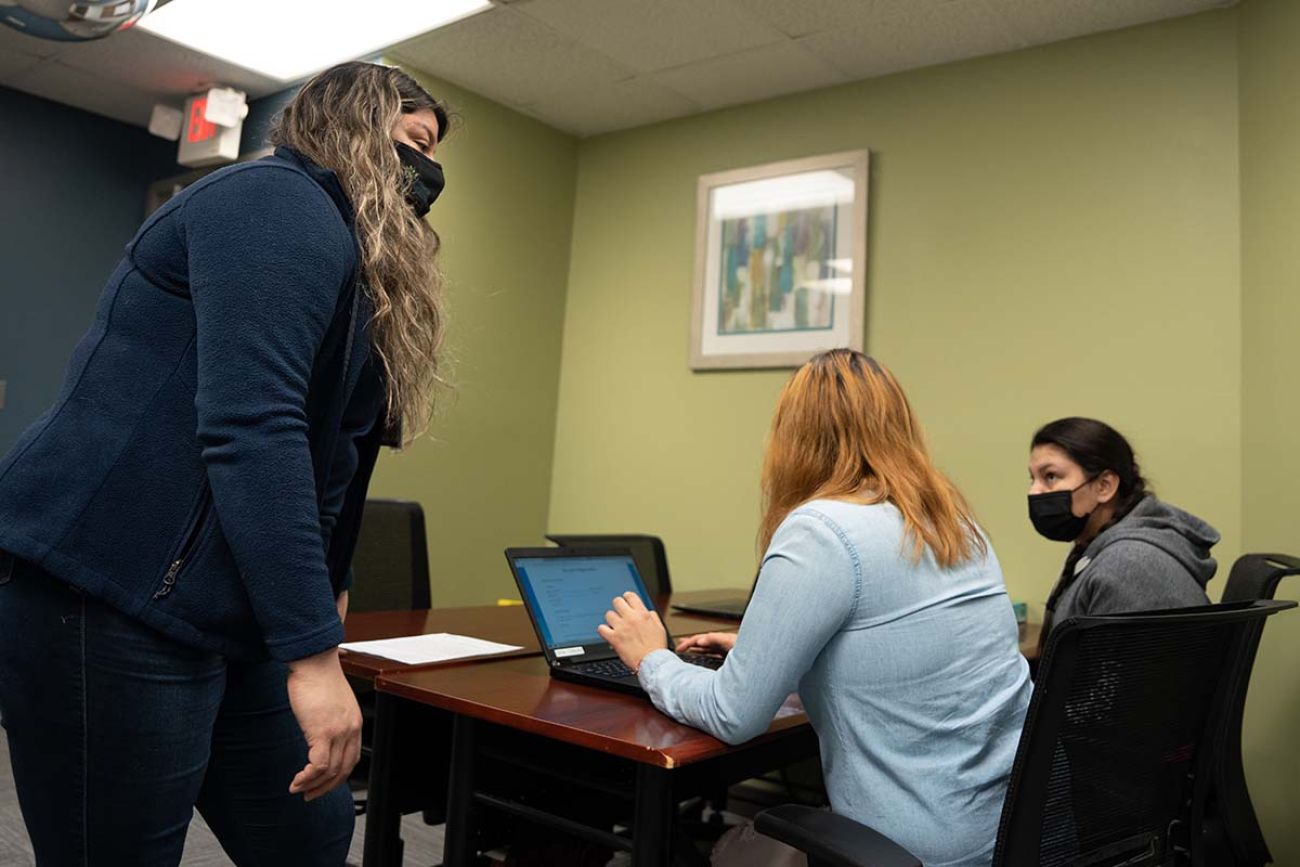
[0, 147, 382, 661]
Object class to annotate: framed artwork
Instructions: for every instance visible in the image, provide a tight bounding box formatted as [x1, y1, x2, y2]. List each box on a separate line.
[690, 149, 869, 370]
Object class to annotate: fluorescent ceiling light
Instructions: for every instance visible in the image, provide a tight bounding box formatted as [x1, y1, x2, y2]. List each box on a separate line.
[139, 0, 491, 83]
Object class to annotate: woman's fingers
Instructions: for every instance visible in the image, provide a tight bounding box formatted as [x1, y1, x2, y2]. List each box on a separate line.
[676, 632, 734, 654]
[290, 740, 332, 794]
[303, 729, 363, 801]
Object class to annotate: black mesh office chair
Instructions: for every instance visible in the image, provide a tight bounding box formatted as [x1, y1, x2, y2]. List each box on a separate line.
[346, 499, 432, 814]
[753, 600, 1296, 867]
[545, 533, 673, 595]
[348, 499, 432, 612]
[1201, 553, 1300, 866]
[1220, 553, 1300, 604]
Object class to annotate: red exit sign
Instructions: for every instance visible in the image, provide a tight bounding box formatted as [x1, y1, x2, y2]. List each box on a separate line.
[186, 96, 217, 144]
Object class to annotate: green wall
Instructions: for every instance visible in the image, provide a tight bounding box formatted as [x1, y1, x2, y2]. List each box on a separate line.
[388, 6, 1298, 853]
[1239, 0, 1300, 861]
[549, 11, 1242, 614]
[366, 69, 578, 607]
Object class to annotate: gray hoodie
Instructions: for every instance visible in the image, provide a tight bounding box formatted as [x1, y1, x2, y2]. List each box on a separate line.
[1045, 495, 1219, 630]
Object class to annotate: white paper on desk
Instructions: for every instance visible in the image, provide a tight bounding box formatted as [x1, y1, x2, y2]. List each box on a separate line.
[339, 633, 523, 665]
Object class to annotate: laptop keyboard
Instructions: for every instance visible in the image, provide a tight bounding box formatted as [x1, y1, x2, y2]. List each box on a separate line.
[573, 658, 637, 679]
[571, 653, 724, 680]
[679, 652, 725, 670]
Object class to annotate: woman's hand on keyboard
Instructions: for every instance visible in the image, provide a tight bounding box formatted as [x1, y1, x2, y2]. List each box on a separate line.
[675, 632, 737, 655]
[599, 591, 669, 672]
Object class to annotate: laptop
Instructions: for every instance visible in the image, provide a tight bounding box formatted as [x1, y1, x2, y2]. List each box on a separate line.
[669, 594, 750, 620]
[505, 546, 724, 695]
[545, 533, 751, 620]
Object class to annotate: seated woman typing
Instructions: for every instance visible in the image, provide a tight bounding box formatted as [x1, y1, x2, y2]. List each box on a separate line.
[600, 349, 1032, 867]
[1027, 417, 1218, 646]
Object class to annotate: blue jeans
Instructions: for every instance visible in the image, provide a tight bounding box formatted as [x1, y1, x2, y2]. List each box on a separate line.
[0, 551, 354, 866]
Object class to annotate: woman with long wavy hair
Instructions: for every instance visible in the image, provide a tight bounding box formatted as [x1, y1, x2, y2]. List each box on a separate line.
[602, 349, 1033, 866]
[0, 61, 447, 864]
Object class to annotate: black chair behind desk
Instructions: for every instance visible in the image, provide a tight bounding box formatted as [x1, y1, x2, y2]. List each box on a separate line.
[348, 499, 432, 612]
[1204, 553, 1300, 866]
[754, 600, 1296, 867]
[546, 533, 673, 595]
[346, 499, 432, 816]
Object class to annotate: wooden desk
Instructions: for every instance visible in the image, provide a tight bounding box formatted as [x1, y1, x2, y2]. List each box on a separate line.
[365, 656, 816, 866]
[350, 596, 1041, 865]
[342, 605, 538, 679]
[380, 656, 807, 769]
[1020, 621, 1042, 659]
[341, 590, 748, 679]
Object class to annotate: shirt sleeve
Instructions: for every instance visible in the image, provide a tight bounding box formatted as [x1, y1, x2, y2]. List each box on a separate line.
[638, 510, 861, 745]
[183, 165, 355, 661]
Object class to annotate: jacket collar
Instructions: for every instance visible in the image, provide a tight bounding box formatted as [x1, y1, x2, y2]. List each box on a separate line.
[271, 146, 355, 226]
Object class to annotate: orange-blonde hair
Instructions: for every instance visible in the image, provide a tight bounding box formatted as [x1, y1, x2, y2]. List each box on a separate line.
[758, 349, 985, 569]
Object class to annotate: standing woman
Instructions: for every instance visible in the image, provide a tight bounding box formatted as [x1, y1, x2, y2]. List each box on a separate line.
[1027, 417, 1218, 645]
[0, 61, 448, 865]
[601, 350, 1032, 867]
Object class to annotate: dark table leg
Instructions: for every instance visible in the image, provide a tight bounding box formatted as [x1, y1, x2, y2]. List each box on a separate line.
[442, 714, 479, 867]
[362, 690, 405, 867]
[632, 764, 673, 866]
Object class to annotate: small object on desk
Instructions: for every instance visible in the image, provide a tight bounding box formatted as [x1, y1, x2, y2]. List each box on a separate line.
[340, 633, 523, 665]
[495, 598, 523, 606]
[671, 595, 748, 619]
[1011, 601, 1028, 638]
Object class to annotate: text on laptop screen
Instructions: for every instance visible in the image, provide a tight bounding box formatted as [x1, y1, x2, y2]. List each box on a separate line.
[514, 555, 654, 648]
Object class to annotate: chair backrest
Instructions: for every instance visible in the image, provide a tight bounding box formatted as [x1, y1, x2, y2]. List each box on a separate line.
[1207, 553, 1300, 865]
[994, 600, 1296, 867]
[347, 499, 431, 612]
[1220, 553, 1300, 603]
[545, 533, 672, 595]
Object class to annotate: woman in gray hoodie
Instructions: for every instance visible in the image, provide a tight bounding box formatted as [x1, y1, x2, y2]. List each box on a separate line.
[1027, 417, 1219, 647]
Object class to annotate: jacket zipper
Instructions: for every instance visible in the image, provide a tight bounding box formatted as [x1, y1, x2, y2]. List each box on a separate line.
[154, 489, 212, 600]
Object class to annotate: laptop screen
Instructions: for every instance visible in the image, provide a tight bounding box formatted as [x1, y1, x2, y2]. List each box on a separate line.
[511, 553, 654, 651]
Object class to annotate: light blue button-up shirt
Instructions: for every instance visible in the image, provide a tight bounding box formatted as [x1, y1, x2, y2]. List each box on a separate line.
[639, 500, 1032, 866]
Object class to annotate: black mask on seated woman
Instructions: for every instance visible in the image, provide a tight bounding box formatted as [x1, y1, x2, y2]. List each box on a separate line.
[395, 142, 444, 218]
[1027, 479, 1097, 542]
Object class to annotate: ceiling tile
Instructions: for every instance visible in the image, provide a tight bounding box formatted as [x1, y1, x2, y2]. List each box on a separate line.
[728, 0, 927, 39]
[516, 0, 786, 74]
[521, 75, 699, 137]
[390, 5, 632, 110]
[990, 0, 1231, 47]
[55, 29, 282, 101]
[0, 47, 42, 83]
[798, 0, 1028, 81]
[0, 0, 1241, 136]
[651, 40, 848, 111]
[8, 59, 160, 126]
[0, 18, 66, 59]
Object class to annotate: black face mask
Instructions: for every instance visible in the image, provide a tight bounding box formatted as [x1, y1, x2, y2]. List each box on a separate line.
[1028, 478, 1097, 542]
[395, 141, 444, 218]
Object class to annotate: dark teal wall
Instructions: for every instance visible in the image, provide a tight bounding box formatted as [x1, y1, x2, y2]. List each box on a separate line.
[0, 86, 177, 451]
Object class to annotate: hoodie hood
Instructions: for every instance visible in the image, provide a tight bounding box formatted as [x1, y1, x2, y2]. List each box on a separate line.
[1080, 495, 1220, 587]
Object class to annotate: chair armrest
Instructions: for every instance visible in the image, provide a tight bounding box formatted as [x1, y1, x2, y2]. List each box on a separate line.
[754, 804, 923, 867]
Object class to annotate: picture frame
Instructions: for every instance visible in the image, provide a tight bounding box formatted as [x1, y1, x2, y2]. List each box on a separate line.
[690, 149, 869, 371]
